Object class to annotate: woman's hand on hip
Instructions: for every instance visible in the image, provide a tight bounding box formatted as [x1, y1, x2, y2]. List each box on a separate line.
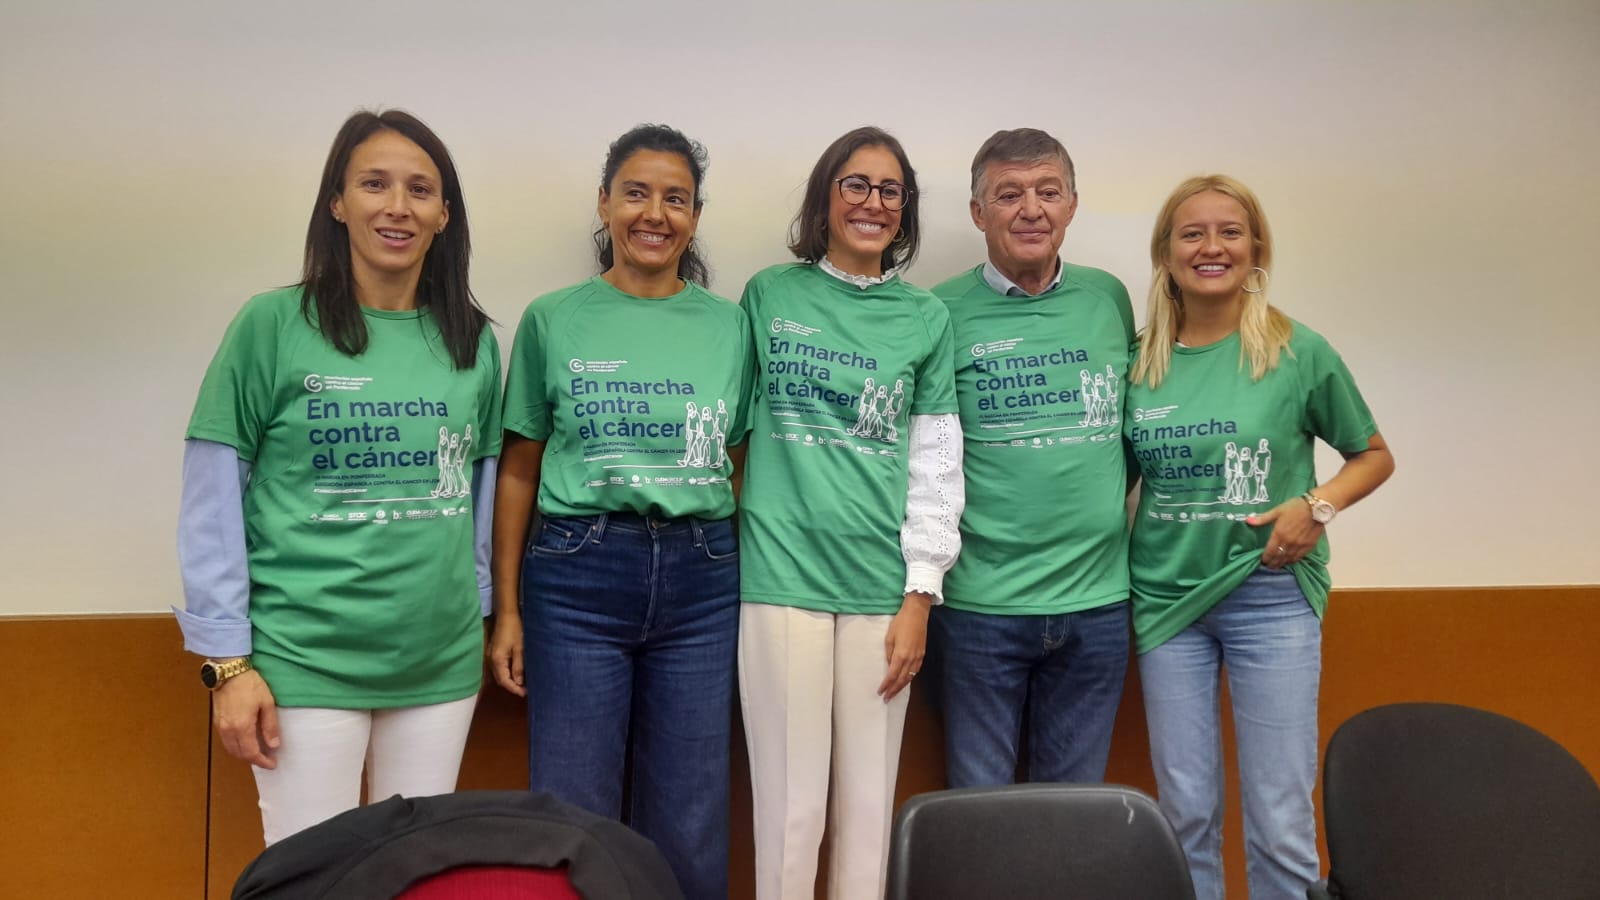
[213, 670, 279, 769]
[879, 592, 932, 701]
[487, 612, 526, 697]
[1247, 499, 1323, 569]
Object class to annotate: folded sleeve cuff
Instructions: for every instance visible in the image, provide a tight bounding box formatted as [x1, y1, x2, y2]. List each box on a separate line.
[172, 606, 253, 658]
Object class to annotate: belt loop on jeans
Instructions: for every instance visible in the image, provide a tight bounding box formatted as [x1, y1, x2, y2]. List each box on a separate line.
[590, 512, 609, 543]
[688, 517, 705, 549]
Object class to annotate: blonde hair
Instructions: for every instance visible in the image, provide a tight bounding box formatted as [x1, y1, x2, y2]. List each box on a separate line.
[1131, 174, 1293, 389]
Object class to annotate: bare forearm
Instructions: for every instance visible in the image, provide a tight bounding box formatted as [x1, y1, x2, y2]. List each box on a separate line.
[1315, 431, 1395, 511]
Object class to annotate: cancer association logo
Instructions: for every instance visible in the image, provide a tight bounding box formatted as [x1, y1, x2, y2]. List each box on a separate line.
[568, 359, 585, 373]
[970, 343, 987, 357]
[303, 374, 324, 392]
[770, 317, 784, 334]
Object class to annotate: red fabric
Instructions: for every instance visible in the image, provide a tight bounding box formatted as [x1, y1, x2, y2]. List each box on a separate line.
[394, 865, 583, 899]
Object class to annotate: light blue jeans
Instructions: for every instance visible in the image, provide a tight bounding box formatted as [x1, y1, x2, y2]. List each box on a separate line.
[1139, 567, 1322, 900]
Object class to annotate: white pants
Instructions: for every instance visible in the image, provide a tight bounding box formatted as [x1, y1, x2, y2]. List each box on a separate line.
[738, 603, 911, 900]
[252, 694, 478, 845]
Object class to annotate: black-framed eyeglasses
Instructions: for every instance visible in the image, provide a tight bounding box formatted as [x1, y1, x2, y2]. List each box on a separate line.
[834, 175, 912, 211]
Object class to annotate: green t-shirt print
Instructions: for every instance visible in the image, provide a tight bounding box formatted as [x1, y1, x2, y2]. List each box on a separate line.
[738, 263, 959, 616]
[186, 288, 504, 708]
[501, 277, 754, 520]
[934, 264, 1136, 615]
[1124, 322, 1378, 653]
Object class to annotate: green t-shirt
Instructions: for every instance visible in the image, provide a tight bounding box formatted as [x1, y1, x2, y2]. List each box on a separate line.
[1124, 321, 1378, 653]
[502, 276, 753, 520]
[739, 263, 959, 615]
[934, 263, 1136, 615]
[186, 287, 504, 708]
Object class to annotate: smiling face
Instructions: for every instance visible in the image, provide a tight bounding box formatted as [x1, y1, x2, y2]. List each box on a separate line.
[329, 130, 448, 300]
[826, 144, 904, 277]
[598, 149, 700, 295]
[1166, 189, 1255, 305]
[971, 157, 1077, 285]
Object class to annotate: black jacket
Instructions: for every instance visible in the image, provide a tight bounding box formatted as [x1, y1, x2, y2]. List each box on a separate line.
[232, 790, 684, 900]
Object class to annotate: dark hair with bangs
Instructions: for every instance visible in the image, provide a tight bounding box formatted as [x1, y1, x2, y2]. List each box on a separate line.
[594, 123, 711, 287]
[787, 126, 922, 273]
[302, 109, 488, 370]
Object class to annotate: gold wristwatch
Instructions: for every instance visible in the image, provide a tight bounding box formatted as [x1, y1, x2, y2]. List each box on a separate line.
[200, 657, 254, 691]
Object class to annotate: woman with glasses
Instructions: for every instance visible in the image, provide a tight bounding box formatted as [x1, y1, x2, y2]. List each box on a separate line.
[489, 124, 752, 900]
[1127, 175, 1394, 900]
[737, 125, 964, 900]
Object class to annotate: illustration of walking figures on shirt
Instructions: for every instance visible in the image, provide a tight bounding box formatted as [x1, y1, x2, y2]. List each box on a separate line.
[431, 424, 473, 498]
[1220, 438, 1272, 504]
[846, 377, 906, 443]
[678, 400, 730, 469]
[1078, 364, 1120, 428]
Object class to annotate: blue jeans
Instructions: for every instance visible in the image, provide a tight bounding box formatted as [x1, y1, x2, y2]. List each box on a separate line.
[932, 601, 1130, 787]
[521, 512, 739, 900]
[1139, 567, 1322, 900]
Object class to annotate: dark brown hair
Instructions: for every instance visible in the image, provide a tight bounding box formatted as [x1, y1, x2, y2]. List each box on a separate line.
[593, 123, 711, 287]
[302, 109, 488, 369]
[787, 126, 921, 273]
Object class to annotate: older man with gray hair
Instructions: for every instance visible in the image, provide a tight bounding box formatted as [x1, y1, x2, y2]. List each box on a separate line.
[930, 128, 1135, 787]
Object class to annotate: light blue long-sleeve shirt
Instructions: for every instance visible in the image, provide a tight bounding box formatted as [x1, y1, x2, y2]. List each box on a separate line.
[174, 439, 497, 658]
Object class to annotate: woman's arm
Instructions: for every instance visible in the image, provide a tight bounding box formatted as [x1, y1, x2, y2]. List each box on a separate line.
[486, 433, 545, 697]
[882, 412, 966, 700]
[472, 457, 498, 616]
[1249, 432, 1396, 568]
[175, 438, 280, 768]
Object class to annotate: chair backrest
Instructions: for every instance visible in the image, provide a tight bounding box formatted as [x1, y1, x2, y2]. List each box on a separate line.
[1322, 702, 1600, 900]
[885, 783, 1197, 900]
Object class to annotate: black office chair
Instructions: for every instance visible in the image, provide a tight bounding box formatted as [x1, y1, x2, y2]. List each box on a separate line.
[1310, 702, 1600, 900]
[886, 783, 1196, 900]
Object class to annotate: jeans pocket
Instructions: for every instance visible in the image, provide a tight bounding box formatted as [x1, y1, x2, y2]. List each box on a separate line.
[696, 518, 739, 561]
[529, 516, 593, 557]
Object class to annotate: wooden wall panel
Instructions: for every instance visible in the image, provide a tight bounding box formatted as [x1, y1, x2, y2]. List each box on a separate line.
[0, 615, 208, 899]
[4, 586, 1597, 898]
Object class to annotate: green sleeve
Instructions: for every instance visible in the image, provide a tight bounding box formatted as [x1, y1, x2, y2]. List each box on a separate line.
[909, 296, 959, 415]
[728, 303, 757, 446]
[502, 301, 552, 441]
[1300, 336, 1378, 453]
[473, 327, 505, 458]
[739, 273, 768, 425]
[1110, 277, 1136, 344]
[185, 293, 284, 460]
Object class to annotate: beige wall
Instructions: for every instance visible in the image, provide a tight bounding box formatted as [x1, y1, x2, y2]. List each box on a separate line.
[3, 0, 1598, 612]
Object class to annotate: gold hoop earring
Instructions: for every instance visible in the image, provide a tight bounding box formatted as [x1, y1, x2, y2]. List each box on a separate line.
[1242, 266, 1270, 294]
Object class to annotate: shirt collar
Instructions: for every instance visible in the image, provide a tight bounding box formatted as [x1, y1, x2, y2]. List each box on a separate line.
[982, 258, 1063, 297]
[818, 256, 901, 290]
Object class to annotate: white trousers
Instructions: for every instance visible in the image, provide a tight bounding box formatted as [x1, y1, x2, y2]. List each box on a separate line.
[738, 603, 911, 900]
[251, 694, 478, 845]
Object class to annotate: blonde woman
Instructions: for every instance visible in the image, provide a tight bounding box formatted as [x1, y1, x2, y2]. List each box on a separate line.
[1125, 175, 1395, 900]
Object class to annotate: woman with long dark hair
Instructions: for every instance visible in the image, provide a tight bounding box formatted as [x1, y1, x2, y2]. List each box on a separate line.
[177, 109, 502, 844]
[489, 124, 752, 900]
